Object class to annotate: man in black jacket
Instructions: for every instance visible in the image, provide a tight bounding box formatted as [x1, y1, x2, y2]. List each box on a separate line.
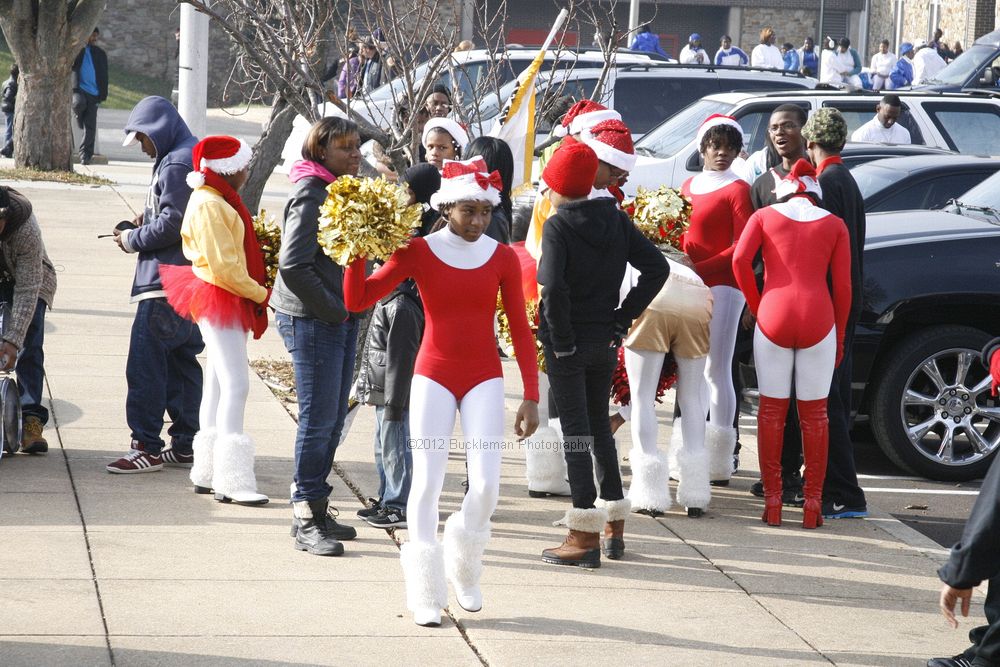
[72, 28, 109, 165]
[537, 139, 668, 569]
[802, 107, 868, 520]
[1, 64, 17, 158]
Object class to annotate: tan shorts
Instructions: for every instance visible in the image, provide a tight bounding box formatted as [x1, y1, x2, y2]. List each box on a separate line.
[625, 272, 713, 358]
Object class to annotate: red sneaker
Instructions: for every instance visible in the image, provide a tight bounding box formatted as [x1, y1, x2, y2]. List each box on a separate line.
[160, 447, 194, 467]
[106, 442, 163, 474]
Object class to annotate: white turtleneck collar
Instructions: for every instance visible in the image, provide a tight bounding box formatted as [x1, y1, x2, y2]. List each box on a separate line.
[771, 196, 828, 222]
[424, 225, 498, 269]
[688, 168, 740, 195]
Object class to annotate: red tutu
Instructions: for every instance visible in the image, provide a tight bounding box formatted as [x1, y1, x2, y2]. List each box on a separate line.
[159, 264, 255, 332]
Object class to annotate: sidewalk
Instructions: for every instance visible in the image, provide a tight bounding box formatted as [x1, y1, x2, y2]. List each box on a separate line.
[0, 169, 976, 666]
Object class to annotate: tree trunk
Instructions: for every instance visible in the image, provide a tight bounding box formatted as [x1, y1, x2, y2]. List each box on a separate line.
[14, 65, 75, 170]
[242, 95, 298, 213]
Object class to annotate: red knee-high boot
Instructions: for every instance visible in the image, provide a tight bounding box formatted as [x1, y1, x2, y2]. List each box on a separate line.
[797, 398, 830, 529]
[757, 396, 790, 526]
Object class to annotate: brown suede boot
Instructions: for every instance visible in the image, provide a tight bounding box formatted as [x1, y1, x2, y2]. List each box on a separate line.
[542, 507, 607, 569]
[598, 498, 631, 560]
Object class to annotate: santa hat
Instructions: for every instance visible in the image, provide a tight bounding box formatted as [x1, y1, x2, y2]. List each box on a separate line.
[696, 114, 743, 146]
[773, 158, 823, 201]
[429, 157, 502, 210]
[422, 117, 470, 151]
[582, 119, 636, 172]
[541, 138, 598, 199]
[554, 100, 622, 138]
[186, 135, 252, 189]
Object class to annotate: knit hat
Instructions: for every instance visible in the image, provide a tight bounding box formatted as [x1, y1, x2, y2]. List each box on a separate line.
[696, 113, 743, 146]
[422, 117, 470, 151]
[429, 157, 502, 210]
[582, 119, 636, 171]
[403, 163, 442, 206]
[0, 186, 32, 228]
[541, 139, 598, 199]
[553, 100, 621, 138]
[773, 158, 823, 202]
[801, 107, 848, 149]
[186, 135, 252, 189]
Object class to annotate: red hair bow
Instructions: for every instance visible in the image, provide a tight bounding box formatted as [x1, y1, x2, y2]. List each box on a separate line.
[475, 170, 503, 191]
[441, 157, 489, 178]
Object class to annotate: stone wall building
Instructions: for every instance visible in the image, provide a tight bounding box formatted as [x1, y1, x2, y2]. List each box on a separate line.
[868, 0, 997, 58]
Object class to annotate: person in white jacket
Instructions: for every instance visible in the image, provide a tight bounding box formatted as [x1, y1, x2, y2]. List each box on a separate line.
[679, 33, 708, 64]
[913, 39, 947, 83]
[870, 39, 897, 91]
[751, 27, 784, 70]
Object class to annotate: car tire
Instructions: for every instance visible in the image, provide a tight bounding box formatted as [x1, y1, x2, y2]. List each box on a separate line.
[870, 325, 997, 481]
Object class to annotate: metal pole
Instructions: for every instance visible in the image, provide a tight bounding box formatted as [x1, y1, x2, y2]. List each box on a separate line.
[178, 3, 210, 139]
[818, 0, 825, 80]
[629, 0, 640, 34]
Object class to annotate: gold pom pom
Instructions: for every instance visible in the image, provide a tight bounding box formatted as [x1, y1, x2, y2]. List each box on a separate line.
[252, 208, 281, 289]
[317, 176, 423, 266]
[496, 294, 546, 373]
[623, 186, 692, 251]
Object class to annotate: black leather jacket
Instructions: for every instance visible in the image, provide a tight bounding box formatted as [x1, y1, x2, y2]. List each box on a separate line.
[272, 175, 352, 323]
[355, 280, 424, 420]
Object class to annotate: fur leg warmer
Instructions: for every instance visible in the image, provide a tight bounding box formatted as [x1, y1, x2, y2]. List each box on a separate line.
[400, 541, 448, 614]
[626, 450, 672, 514]
[597, 497, 632, 523]
[676, 443, 712, 510]
[557, 506, 608, 534]
[668, 418, 684, 482]
[524, 426, 571, 495]
[443, 512, 490, 612]
[190, 428, 217, 488]
[706, 423, 738, 482]
[212, 432, 261, 497]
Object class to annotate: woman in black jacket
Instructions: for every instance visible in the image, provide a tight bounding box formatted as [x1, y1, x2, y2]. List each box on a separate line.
[272, 117, 363, 557]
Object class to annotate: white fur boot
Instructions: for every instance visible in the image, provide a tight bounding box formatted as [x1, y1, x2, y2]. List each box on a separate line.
[190, 428, 217, 493]
[524, 426, 571, 497]
[400, 540, 448, 626]
[676, 443, 712, 515]
[212, 432, 268, 506]
[667, 418, 684, 482]
[443, 513, 490, 613]
[706, 423, 738, 484]
[627, 449, 672, 514]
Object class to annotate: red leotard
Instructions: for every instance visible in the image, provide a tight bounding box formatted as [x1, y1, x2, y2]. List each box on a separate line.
[681, 176, 754, 288]
[732, 199, 852, 350]
[344, 237, 540, 402]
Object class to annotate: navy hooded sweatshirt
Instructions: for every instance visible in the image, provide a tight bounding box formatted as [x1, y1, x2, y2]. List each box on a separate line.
[119, 96, 198, 299]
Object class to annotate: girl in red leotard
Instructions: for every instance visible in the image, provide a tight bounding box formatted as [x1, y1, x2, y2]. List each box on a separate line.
[732, 158, 851, 529]
[344, 158, 539, 627]
[681, 114, 754, 484]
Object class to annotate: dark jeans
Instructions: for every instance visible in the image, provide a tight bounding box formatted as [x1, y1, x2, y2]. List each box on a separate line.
[960, 576, 1000, 666]
[125, 298, 204, 454]
[544, 341, 623, 509]
[276, 312, 357, 502]
[373, 405, 412, 511]
[2, 111, 12, 155]
[73, 92, 99, 161]
[17, 299, 48, 425]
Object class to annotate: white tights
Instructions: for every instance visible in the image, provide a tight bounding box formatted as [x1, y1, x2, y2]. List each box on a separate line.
[198, 322, 250, 437]
[407, 375, 505, 544]
[624, 349, 707, 456]
[753, 326, 836, 401]
[703, 286, 744, 427]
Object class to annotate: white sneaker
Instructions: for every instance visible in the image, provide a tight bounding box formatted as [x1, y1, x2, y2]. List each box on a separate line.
[413, 607, 442, 627]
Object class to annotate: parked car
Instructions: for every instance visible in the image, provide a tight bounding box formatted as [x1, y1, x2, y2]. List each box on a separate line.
[837, 142, 956, 168]
[850, 155, 1000, 212]
[629, 89, 1000, 194]
[914, 28, 1000, 91]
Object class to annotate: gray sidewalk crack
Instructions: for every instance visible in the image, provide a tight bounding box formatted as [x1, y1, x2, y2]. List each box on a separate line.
[47, 373, 116, 667]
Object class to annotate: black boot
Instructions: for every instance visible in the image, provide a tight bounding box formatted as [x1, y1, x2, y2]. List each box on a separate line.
[292, 499, 344, 556]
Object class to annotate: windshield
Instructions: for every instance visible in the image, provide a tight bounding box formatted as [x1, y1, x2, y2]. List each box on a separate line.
[947, 171, 1000, 213]
[634, 99, 732, 159]
[849, 163, 906, 200]
[927, 43, 997, 85]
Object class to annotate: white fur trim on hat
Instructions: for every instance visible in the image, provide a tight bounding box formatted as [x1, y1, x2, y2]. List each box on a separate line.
[773, 173, 822, 201]
[429, 159, 502, 210]
[582, 132, 637, 172]
[422, 118, 470, 151]
[695, 115, 744, 146]
[201, 138, 252, 176]
[569, 109, 621, 136]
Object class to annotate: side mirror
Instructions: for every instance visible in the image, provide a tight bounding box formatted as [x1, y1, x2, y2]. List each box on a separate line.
[686, 150, 704, 171]
[979, 67, 995, 86]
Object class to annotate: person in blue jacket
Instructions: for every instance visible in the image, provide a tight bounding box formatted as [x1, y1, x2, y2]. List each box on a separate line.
[630, 24, 669, 58]
[889, 43, 915, 89]
[781, 43, 800, 71]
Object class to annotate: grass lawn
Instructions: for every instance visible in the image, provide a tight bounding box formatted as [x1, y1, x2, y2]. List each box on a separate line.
[0, 38, 170, 110]
[0, 167, 112, 185]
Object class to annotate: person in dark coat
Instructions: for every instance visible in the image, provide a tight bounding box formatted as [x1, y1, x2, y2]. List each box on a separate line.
[801, 107, 868, 519]
[72, 28, 109, 165]
[1, 64, 17, 158]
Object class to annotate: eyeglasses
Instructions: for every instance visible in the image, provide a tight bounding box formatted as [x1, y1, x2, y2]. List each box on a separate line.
[768, 122, 801, 134]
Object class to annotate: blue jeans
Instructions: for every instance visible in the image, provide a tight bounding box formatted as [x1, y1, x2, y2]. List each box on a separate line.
[17, 299, 48, 425]
[125, 298, 204, 454]
[373, 406, 412, 512]
[2, 111, 12, 152]
[276, 312, 357, 502]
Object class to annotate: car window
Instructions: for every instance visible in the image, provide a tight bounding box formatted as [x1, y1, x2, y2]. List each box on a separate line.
[922, 102, 1000, 154]
[534, 78, 602, 133]
[614, 77, 719, 135]
[924, 171, 999, 209]
[851, 163, 903, 202]
[633, 98, 732, 159]
[718, 77, 809, 93]
[950, 170, 1000, 211]
[823, 100, 925, 145]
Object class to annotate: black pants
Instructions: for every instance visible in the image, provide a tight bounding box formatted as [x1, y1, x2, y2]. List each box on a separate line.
[545, 342, 623, 509]
[73, 92, 99, 161]
[959, 577, 1000, 666]
[781, 314, 866, 506]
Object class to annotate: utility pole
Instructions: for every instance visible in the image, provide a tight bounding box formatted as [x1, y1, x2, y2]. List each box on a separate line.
[178, 2, 210, 139]
[629, 0, 640, 33]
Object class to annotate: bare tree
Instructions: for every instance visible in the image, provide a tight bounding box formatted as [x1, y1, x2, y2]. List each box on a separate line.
[0, 0, 104, 171]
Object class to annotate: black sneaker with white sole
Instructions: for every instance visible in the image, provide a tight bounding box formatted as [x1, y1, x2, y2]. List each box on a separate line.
[366, 506, 407, 528]
[749, 476, 805, 507]
[821, 500, 868, 519]
[356, 498, 383, 519]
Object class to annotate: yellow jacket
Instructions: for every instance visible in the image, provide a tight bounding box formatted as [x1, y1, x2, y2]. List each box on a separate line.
[181, 187, 268, 304]
[525, 188, 554, 261]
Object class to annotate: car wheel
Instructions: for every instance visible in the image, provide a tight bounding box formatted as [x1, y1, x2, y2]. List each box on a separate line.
[870, 325, 998, 481]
